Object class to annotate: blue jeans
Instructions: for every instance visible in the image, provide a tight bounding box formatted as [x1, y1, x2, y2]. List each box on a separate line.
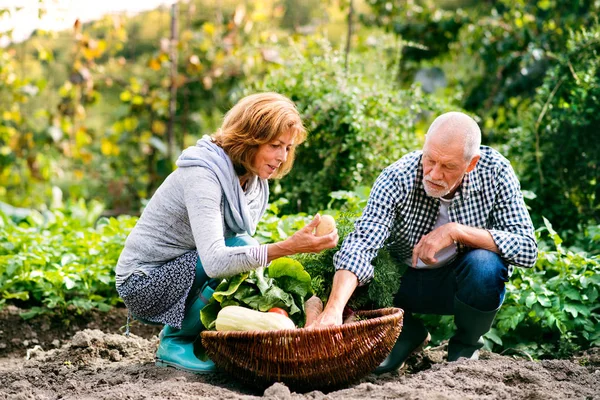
[394, 249, 509, 314]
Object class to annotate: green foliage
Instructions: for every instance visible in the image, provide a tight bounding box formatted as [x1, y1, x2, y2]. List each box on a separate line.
[200, 258, 313, 329]
[492, 219, 600, 358]
[507, 23, 600, 232]
[255, 38, 444, 213]
[459, 0, 599, 139]
[361, 0, 470, 79]
[0, 201, 136, 318]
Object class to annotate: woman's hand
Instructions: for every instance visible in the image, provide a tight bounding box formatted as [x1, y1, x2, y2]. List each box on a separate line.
[266, 214, 339, 262]
[286, 214, 339, 254]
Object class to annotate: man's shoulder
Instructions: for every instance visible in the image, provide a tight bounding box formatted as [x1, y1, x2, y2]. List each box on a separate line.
[478, 146, 512, 172]
[385, 150, 422, 176]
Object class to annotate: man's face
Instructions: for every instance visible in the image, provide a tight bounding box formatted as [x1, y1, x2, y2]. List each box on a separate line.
[422, 131, 476, 198]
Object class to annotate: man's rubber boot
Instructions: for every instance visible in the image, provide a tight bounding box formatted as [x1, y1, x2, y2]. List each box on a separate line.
[374, 313, 431, 374]
[155, 284, 216, 373]
[447, 297, 500, 362]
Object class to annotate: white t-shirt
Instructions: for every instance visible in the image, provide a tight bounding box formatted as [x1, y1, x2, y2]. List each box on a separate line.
[406, 197, 457, 269]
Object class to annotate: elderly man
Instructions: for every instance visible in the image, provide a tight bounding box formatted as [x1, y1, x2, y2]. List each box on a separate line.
[310, 112, 537, 372]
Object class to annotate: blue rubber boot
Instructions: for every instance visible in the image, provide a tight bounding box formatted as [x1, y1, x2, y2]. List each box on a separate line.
[155, 282, 216, 373]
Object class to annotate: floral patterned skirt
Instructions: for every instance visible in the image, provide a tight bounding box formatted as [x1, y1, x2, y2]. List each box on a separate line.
[116, 251, 198, 329]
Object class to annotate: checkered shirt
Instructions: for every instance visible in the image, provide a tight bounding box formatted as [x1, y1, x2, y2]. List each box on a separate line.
[334, 146, 538, 285]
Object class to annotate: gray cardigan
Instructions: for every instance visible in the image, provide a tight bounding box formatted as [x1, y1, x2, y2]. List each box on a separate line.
[115, 166, 268, 287]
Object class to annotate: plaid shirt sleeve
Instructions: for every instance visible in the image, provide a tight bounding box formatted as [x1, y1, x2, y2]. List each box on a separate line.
[487, 162, 538, 268]
[333, 168, 404, 285]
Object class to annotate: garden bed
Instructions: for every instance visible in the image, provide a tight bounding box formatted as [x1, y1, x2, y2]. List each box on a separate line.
[0, 306, 598, 399]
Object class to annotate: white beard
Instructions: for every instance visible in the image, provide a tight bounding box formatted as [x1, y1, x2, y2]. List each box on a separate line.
[423, 175, 451, 198]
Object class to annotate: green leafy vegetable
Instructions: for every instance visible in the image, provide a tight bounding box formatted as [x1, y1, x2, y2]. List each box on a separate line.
[200, 258, 314, 330]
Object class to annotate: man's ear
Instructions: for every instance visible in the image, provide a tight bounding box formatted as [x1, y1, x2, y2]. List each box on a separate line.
[466, 155, 480, 173]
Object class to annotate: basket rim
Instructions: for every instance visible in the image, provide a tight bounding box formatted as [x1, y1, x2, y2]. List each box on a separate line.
[201, 306, 404, 339]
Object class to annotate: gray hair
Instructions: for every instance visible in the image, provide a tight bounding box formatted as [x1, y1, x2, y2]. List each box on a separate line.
[426, 112, 481, 160]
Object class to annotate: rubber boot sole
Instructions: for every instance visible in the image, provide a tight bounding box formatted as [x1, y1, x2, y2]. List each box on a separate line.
[155, 358, 216, 374]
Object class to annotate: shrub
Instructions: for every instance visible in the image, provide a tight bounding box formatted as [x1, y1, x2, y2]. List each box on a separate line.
[252, 38, 446, 214]
[508, 24, 600, 232]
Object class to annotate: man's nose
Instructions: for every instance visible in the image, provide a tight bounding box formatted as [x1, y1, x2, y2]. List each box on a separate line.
[429, 164, 443, 180]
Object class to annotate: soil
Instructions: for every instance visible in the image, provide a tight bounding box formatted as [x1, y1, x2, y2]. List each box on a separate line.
[0, 305, 599, 400]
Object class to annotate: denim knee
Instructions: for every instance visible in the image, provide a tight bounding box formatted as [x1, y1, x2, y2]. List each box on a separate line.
[454, 249, 508, 311]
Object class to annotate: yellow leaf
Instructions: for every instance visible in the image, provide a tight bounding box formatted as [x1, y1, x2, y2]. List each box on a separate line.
[123, 117, 138, 131]
[74, 169, 84, 179]
[120, 91, 132, 102]
[101, 138, 119, 156]
[149, 58, 161, 71]
[181, 30, 194, 42]
[75, 129, 91, 147]
[199, 38, 211, 52]
[203, 22, 216, 36]
[152, 120, 167, 135]
[140, 130, 152, 143]
[79, 151, 92, 164]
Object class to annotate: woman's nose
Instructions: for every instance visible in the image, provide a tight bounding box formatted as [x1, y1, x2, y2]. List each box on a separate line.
[277, 148, 288, 163]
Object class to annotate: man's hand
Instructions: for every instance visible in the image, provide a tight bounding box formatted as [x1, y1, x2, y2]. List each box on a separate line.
[412, 222, 500, 267]
[306, 307, 342, 328]
[306, 269, 358, 329]
[412, 222, 459, 267]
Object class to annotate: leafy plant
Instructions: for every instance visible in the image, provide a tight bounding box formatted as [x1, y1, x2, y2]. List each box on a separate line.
[0, 201, 136, 318]
[253, 37, 445, 214]
[200, 257, 313, 329]
[507, 23, 600, 233]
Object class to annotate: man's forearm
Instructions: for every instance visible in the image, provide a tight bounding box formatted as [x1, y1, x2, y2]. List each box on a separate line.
[453, 223, 499, 253]
[323, 269, 359, 314]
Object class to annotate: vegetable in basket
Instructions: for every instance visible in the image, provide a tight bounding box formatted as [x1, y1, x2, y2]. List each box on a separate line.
[201, 257, 314, 329]
[215, 306, 296, 331]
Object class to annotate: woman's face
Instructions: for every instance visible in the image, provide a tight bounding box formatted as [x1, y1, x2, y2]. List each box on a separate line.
[253, 131, 295, 180]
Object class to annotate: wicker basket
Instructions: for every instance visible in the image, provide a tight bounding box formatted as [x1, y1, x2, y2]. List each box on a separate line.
[201, 307, 403, 391]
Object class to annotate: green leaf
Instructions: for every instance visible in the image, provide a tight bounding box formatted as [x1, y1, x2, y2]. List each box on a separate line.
[2, 291, 29, 301]
[484, 328, 503, 346]
[564, 304, 579, 318]
[212, 273, 249, 302]
[200, 299, 221, 330]
[20, 307, 46, 320]
[267, 257, 313, 299]
[525, 292, 537, 307]
[537, 296, 552, 308]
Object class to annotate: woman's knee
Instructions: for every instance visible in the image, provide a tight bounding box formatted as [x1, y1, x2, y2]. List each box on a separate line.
[225, 235, 259, 247]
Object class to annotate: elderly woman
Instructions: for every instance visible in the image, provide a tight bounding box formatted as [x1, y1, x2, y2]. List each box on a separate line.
[115, 92, 338, 373]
